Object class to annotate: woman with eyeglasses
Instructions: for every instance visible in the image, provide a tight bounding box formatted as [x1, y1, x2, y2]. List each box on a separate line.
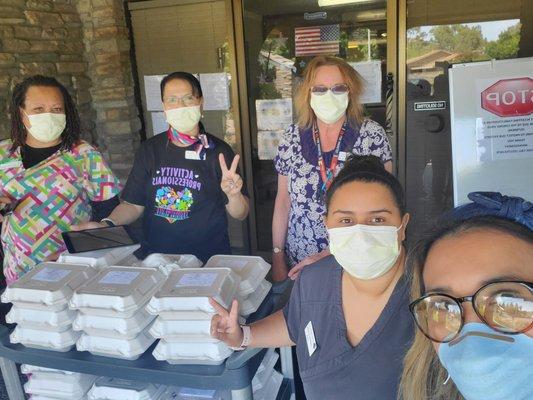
[75, 72, 249, 262]
[400, 192, 533, 400]
[272, 56, 392, 282]
[211, 155, 413, 399]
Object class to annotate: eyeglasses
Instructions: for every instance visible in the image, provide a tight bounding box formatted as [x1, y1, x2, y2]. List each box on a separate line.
[310, 84, 349, 95]
[163, 94, 199, 107]
[409, 281, 533, 343]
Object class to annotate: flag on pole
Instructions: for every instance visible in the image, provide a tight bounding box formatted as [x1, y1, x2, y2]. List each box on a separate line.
[295, 24, 340, 57]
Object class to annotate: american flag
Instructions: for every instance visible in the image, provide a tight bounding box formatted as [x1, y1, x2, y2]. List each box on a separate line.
[295, 24, 340, 56]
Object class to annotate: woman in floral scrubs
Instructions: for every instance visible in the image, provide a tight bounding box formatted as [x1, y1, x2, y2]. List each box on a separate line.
[0, 75, 121, 284]
[271, 56, 393, 282]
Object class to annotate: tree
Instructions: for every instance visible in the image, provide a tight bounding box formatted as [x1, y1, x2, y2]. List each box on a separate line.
[430, 24, 485, 53]
[485, 23, 521, 60]
[407, 27, 435, 59]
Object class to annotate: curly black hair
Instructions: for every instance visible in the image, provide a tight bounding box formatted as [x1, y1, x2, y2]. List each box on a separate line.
[9, 75, 81, 152]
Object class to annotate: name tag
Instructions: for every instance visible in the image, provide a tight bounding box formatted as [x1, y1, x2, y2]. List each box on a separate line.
[338, 151, 348, 162]
[185, 150, 201, 160]
[304, 321, 317, 357]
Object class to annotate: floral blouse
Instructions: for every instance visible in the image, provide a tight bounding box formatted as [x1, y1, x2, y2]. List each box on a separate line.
[274, 119, 392, 266]
[0, 140, 121, 283]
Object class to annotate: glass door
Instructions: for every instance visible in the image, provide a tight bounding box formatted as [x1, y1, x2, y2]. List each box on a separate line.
[402, 0, 533, 240]
[240, 0, 392, 255]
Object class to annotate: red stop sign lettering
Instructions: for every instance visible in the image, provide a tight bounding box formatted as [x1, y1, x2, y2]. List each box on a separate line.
[481, 77, 533, 117]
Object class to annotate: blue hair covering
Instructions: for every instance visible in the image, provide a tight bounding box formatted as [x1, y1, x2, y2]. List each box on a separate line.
[451, 192, 533, 230]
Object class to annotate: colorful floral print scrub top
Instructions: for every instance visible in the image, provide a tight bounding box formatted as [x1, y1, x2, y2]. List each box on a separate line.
[0, 140, 121, 283]
[274, 119, 392, 266]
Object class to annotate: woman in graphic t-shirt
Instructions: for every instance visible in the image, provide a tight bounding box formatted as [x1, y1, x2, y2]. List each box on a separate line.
[75, 72, 249, 262]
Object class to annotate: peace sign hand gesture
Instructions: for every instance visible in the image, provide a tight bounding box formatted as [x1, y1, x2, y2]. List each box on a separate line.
[219, 154, 243, 198]
[209, 298, 243, 348]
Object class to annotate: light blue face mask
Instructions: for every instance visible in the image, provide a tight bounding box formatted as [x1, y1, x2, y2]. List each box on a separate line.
[438, 322, 533, 400]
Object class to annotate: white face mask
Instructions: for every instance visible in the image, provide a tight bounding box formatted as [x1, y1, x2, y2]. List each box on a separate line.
[328, 224, 402, 280]
[310, 91, 349, 124]
[165, 105, 201, 133]
[25, 112, 66, 143]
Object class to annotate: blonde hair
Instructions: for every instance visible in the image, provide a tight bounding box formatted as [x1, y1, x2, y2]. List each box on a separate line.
[295, 56, 364, 128]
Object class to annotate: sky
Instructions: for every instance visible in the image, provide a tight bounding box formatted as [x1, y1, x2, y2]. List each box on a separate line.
[418, 19, 520, 41]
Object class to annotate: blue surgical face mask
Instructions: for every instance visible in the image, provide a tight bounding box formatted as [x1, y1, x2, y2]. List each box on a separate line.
[438, 322, 533, 400]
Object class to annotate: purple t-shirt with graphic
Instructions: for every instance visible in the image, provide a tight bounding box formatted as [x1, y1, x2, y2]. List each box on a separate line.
[122, 132, 246, 262]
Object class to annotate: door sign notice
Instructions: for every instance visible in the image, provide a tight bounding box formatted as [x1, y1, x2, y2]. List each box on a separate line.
[414, 101, 446, 111]
[476, 77, 533, 162]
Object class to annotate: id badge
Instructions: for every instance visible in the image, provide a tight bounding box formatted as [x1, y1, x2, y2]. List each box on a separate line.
[338, 151, 348, 162]
[185, 150, 201, 160]
[304, 321, 318, 357]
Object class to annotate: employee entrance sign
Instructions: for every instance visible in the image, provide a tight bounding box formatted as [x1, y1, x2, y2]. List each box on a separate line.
[481, 77, 533, 117]
[449, 57, 533, 206]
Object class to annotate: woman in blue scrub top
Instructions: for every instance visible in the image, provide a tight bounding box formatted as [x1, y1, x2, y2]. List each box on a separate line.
[211, 155, 414, 400]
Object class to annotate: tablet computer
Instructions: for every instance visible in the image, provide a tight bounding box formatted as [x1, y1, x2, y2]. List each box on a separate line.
[62, 225, 138, 254]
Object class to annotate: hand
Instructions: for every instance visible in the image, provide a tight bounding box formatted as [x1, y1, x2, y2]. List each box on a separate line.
[219, 154, 243, 198]
[70, 221, 106, 231]
[271, 252, 289, 282]
[0, 197, 12, 223]
[209, 298, 243, 348]
[288, 249, 330, 281]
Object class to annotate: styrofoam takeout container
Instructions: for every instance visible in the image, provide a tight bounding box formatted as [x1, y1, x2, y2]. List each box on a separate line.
[73, 308, 156, 339]
[6, 305, 76, 331]
[87, 376, 165, 400]
[253, 370, 283, 400]
[24, 371, 96, 399]
[152, 339, 233, 365]
[205, 255, 270, 296]
[76, 325, 155, 360]
[10, 325, 81, 352]
[142, 253, 203, 270]
[1, 263, 97, 311]
[70, 267, 166, 317]
[148, 316, 212, 339]
[159, 386, 229, 400]
[146, 268, 240, 315]
[29, 396, 87, 400]
[21, 364, 79, 375]
[238, 280, 272, 317]
[57, 245, 140, 268]
[252, 349, 279, 392]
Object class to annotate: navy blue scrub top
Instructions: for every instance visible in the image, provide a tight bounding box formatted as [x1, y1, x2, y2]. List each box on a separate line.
[283, 255, 414, 400]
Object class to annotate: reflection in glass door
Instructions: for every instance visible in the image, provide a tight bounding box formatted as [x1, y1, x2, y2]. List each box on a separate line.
[241, 0, 390, 253]
[403, 0, 533, 239]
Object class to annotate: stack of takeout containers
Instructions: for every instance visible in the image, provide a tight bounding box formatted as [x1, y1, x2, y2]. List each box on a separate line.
[70, 266, 166, 360]
[147, 268, 240, 365]
[21, 364, 97, 400]
[204, 255, 272, 317]
[252, 349, 283, 400]
[87, 376, 166, 400]
[2, 262, 97, 352]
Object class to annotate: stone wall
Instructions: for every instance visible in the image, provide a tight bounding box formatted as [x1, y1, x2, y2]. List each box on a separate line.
[0, 0, 141, 179]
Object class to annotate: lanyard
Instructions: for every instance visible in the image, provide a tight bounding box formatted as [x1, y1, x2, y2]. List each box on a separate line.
[313, 121, 347, 193]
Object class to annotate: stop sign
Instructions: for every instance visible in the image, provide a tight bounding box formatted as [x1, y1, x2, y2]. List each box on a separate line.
[481, 77, 533, 117]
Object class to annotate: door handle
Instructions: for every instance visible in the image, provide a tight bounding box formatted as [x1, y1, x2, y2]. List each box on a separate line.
[385, 72, 394, 137]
